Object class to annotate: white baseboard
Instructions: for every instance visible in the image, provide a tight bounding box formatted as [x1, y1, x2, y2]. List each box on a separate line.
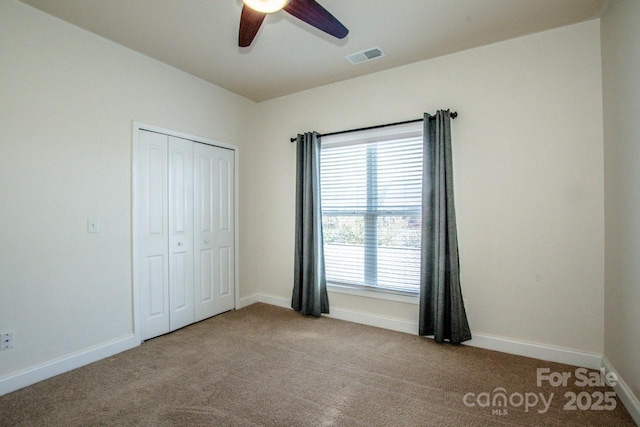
[239, 294, 602, 369]
[327, 306, 418, 334]
[238, 293, 289, 309]
[602, 356, 640, 425]
[465, 334, 603, 369]
[239, 293, 418, 334]
[237, 294, 261, 309]
[0, 334, 139, 397]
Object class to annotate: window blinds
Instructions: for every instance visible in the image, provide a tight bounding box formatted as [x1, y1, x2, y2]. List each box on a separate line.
[320, 134, 423, 293]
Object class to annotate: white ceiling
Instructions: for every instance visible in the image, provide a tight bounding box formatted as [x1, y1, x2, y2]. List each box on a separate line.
[19, 0, 604, 102]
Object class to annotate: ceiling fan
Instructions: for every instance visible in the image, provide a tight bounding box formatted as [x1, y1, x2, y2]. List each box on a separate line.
[239, 0, 349, 47]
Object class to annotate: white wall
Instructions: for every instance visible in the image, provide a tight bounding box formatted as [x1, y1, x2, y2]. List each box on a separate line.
[0, 0, 254, 379]
[601, 0, 640, 403]
[243, 20, 605, 353]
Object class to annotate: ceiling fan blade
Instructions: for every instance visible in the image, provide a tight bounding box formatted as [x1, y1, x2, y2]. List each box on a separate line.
[284, 0, 348, 40]
[239, 5, 267, 47]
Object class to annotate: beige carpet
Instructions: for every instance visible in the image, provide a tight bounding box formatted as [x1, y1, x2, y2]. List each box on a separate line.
[0, 303, 634, 426]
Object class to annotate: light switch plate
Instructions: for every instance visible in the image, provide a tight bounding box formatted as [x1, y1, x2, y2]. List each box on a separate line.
[87, 218, 100, 233]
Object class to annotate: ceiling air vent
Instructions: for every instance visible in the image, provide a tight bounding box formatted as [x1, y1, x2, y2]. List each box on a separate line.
[346, 47, 385, 65]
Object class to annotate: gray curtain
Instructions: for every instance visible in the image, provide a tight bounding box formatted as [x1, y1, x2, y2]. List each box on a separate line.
[292, 132, 329, 316]
[419, 111, 471, 344]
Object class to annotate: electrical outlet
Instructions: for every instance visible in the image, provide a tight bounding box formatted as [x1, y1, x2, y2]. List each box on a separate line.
[1, 331, 15, 350]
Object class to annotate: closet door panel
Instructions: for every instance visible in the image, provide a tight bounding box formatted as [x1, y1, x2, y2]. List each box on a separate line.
[199, 248, 214, 302]
[213, 150, 235, 314]
[194, 144, 235, 321]
[194, 143, 216, 321]
[168, 136, 195, 331]
[137, 130, 170, 340]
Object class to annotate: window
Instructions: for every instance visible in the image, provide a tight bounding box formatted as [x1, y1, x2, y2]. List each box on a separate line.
[320, 123, 423, 294]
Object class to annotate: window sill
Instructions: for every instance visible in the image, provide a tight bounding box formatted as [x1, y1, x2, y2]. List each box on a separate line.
[327, 283, 419, 305]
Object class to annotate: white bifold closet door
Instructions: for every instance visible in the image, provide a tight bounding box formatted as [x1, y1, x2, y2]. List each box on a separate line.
[193, 143, 235, 321]
[137, 130, 234, 341]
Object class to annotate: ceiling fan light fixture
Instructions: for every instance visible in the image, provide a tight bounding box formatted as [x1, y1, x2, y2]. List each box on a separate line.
[242, 0, 289, 14]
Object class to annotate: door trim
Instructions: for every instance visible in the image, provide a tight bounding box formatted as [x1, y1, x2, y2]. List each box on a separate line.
[132, 122, 240, 343]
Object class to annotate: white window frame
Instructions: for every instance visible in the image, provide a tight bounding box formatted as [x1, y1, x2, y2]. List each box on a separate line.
[320, 122, 423, 303]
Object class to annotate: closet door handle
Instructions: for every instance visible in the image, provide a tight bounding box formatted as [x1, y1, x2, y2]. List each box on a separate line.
[177, 242, 184, 246]
[204, 240, 210, 244]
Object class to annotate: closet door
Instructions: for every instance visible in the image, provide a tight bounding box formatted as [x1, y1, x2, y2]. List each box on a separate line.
[194, 143, 235, 321]
[167, 136, 195, 331]
[137, 130, 170, 340]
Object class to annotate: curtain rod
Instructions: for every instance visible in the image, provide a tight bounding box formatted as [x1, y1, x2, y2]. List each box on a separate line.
[289, 111, 457, 143]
